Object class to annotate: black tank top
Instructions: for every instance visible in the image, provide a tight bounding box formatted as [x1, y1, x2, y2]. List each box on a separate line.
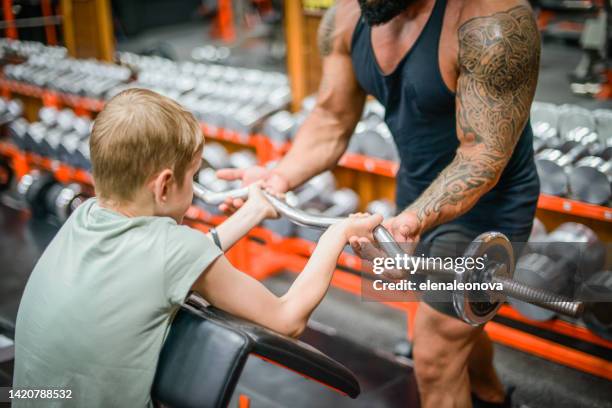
[350, 0, 540, 237]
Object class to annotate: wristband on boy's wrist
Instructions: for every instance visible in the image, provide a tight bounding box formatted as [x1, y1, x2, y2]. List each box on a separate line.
[210, 228, 223, 251]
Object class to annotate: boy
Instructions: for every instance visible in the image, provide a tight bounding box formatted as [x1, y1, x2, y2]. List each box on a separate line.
[13, 89, 382, 407]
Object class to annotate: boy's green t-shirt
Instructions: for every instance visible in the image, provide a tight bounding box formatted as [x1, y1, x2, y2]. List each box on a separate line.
[13, 198, 222, 407]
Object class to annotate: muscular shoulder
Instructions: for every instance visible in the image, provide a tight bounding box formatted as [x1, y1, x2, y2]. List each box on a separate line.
[454, 1, 540, 150]
[455, 1, 540, 85]
[458, 0, 535, 24]
[317, 0, 362, 56]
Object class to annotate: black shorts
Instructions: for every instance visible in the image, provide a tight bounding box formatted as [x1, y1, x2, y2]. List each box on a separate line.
[419, 224, 531, 320]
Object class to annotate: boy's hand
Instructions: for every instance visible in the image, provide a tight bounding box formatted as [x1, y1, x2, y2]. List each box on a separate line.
[216, 166, 290, 214]
[245, 182, 280, 220]
[347, 214, 407, 280]
[339, 212, 383, 242]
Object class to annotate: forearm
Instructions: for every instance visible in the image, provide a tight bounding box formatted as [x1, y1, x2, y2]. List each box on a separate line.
[211, 201, 264, 250]
[405, 148, 504, 234]
[280, 223, 347, 325]
[273, 109, 353, 190]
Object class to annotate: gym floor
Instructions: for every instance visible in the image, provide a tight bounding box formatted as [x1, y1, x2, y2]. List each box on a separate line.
[1, 21, 611, 408]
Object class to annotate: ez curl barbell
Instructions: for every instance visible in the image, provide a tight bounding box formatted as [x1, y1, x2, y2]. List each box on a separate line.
[193, 183, 584, 326]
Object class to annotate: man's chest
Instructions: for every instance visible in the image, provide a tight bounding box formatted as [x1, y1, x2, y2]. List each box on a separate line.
[369, 6, 461, 92]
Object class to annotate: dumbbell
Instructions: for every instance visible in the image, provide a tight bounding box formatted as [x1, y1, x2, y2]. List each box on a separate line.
[57, 132, 90, 170]
[41, 127, 67, 160]
[530, 101, 559, 140]
[569, 156, 611, 205]
[57, 133, 81, 167]
[7, 118, 29, 150]
[73, 116, 92, 139]
[593, 144, 612, 161]
[509, 252, 569, 321]
[202, 143, 230, 170]
[195, 168, 234, 215]
[17, 171, 56, 217]
[345, 122, 365, 154]
[511, 222, 605, 321]
[262, 111, 295, 145]
[296, 188, 360, 242]
[0, 99, 23, 124]
[221, 101, 248, 130]
[56, 109, 77, 132]
[363, 99, 385, 120]
[558, 105, 596, 139]
[366, 199, 396, 219]
[579, 271, 612, 340]
[301, 95, 317, 113]
[39, 106, 60, 127]
[267, 86, 292, 110]
[593, 109, 612, 145]
[293, 171, 336, 208]
[199, 99, 226, 128]
[355, 123, 399, 161]
[228, 150, 257, 170]
[324, 189, 360, 217]
[534, 144, 590, 196]
[191, 45, 230, 62]
[86, 77, 122, 99]
[543, 223, 605, 282]
[283, 172, 337, 239]
[75, 140, 91, 170]
[43, 182, 87, 223]
[26, 122, 50, 156]
[233, 104, 278, 135]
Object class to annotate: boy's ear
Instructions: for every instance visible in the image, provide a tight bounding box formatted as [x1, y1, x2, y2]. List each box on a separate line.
[151, 169, 174, 203]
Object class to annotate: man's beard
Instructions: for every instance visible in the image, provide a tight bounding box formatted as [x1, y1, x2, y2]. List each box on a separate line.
[358, 0, 414, 26]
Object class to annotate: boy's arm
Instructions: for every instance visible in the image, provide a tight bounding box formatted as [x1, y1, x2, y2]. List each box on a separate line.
[206, 201, 265, 251]
[192, 223, 347, 337]
[206, 184, 277, 251]
[192, 214, 381, 337]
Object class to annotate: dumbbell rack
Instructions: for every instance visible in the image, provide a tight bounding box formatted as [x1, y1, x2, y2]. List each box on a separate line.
[1, 78, 611, 381]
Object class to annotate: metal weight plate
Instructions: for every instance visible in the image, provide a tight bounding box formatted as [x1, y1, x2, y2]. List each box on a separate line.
[453, 232, 515, 326]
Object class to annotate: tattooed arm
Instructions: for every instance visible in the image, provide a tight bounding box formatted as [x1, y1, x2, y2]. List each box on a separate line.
[391, 5, 540, 241]
[272, 1, 366, 190]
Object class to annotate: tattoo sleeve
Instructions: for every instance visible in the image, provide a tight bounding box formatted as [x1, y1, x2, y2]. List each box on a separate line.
[407, 5, 540, 230]
[318, 6, 337, 57]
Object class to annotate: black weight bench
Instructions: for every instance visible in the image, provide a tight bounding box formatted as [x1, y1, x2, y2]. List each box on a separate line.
[152, 296, 360, 408]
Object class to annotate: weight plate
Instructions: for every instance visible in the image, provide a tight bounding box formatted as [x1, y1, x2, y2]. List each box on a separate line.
[453, 232, 515, 326]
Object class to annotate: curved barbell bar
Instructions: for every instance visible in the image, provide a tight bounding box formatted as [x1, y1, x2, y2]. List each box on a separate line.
[192, 182, 583, 320]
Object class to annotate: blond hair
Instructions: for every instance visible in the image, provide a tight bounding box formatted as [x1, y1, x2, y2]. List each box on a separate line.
[90, 88, 202, 201]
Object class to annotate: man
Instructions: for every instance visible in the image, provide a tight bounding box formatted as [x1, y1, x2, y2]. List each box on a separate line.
[219, 0, 540, 406]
